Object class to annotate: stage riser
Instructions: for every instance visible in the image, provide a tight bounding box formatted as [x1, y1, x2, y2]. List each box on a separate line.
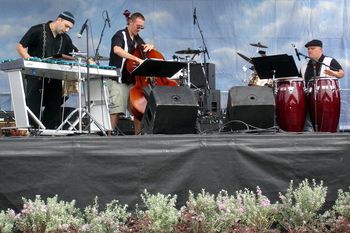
[0, 133, 349, 211]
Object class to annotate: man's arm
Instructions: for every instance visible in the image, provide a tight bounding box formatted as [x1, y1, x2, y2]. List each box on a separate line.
[324, 69, 344, 78]
[16, 43, 30, 59]
[113, 45, 143, 64]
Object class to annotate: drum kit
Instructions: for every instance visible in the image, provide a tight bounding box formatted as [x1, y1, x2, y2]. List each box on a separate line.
[237, 42, 273, 87]
[237, 42, 341, 133]
[170, 48, 206, 88]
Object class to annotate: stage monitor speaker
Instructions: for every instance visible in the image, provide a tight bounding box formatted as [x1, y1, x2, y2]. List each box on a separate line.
[190, 63, 215, 89]
[142, 86, 199, 134]
[226, 86, 275, 131]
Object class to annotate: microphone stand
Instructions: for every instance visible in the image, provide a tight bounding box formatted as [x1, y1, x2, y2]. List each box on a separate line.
[94, 17, 108, 65]
[84, 22, 91, 133]
[194, 11, 211, 115]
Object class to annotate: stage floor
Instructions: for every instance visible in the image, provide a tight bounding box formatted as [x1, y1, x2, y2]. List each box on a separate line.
[1, 131, 350, 211]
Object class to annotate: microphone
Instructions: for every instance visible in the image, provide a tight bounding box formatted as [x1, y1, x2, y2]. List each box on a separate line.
[105, 10, 111, 28]
[193, 8, 196, 25]
[77, 19, 88, 38]
[291, 44, 301, 61]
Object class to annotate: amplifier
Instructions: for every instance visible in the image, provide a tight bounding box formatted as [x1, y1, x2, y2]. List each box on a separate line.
[190, 63, 215, 89]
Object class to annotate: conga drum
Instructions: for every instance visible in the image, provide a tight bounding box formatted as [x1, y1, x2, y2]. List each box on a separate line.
[275, 78, 306, 132]
[307, 77, 340, 132]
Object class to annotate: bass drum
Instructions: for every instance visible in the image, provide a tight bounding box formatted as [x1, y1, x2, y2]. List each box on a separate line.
[275, 78, 306, 132]
[307, 77, 340, 132]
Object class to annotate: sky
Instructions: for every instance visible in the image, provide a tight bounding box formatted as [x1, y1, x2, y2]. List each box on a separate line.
[1, 0, 350, 127]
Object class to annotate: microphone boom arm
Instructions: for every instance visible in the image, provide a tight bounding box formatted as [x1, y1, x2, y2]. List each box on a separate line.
[193, 8, 211, 91]
[298, 51, 340, 72]
[94, 16, 109, 64]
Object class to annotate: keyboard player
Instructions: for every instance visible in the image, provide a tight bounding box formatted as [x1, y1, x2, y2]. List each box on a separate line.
[16, 11, 78, 129]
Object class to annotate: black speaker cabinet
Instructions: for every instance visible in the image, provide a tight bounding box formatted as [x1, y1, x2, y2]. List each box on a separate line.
[226, 86, 275, 130]
[190, 63, 215, 89]
[205, 89, 221, 113]
[142, 86, 199, 134]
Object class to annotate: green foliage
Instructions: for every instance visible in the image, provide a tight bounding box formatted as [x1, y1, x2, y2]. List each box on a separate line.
[182, 187, 276, 233]
[333, 187, 350, 219]
[15, 195, 83, 233]
[0, 209, 16, 233]
[2, 179, 350, 232]
[140, 189, 178, 233]
[276, 179, 328, 231]
[81, 197, 129, 233]
[236, 187, 277, 232]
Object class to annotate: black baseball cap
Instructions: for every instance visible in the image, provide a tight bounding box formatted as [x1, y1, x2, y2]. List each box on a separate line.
[305, 39, 322, 48]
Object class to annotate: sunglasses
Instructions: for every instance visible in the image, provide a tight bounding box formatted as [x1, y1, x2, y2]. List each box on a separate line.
[136, 25, 144, 30]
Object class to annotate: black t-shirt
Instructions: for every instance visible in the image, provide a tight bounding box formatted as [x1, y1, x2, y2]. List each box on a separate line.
[304, 54, 343, 83]
[109, 28, 145, 84]
[19, 21, 77, 58]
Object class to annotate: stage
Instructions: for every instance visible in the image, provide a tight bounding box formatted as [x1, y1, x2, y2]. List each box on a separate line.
[1, 131, 350, 211]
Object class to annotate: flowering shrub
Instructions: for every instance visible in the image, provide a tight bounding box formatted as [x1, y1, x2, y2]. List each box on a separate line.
[138, 189, 179, 233]
[177, 187, 276, 233]
[81, 197, 129, 233]
[333, 187, 350, 219]
[0, 209, 16, 233]
[15, 195, 83, 233]
[276, 179, 328, 232]
[236, 187, 277, 232]
[181, 189, 220, 232]
[1, 179, 350, 232]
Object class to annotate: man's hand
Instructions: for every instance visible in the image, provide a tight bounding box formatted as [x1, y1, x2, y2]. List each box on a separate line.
[142, 43, 155, 52]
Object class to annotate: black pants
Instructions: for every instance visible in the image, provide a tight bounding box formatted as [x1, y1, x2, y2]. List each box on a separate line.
[25, 75, 64, 129]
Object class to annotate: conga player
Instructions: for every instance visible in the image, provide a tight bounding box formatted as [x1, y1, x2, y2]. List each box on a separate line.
[301, 39, 345, 132]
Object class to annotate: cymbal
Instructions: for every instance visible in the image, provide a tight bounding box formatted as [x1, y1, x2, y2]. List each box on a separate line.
[175, 48, 202, 54]
[249, 42, 268, 48]
[236, 52, 252, 63]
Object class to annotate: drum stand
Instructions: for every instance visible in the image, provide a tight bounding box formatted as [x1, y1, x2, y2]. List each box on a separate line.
[55, 58, 107, 135]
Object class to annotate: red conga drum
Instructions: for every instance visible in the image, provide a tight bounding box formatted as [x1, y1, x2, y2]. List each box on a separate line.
[275, 78, 306, 132]
[307, 77, 340, 132]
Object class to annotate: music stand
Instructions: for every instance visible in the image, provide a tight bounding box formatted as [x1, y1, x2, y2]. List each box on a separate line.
[251, 54, 300, 79]
[131, 59, 187, 77]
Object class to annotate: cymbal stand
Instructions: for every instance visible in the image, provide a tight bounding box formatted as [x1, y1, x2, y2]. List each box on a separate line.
[184, 56, 192, 88]
[55, 57, 107, 135]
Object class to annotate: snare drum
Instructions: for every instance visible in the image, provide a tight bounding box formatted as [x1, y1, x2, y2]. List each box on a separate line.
[307, 77, 340, 132]
[275, 78, 306, 132]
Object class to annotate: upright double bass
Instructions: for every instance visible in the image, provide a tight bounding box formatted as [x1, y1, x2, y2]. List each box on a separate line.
[124, 11, 177, 122]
